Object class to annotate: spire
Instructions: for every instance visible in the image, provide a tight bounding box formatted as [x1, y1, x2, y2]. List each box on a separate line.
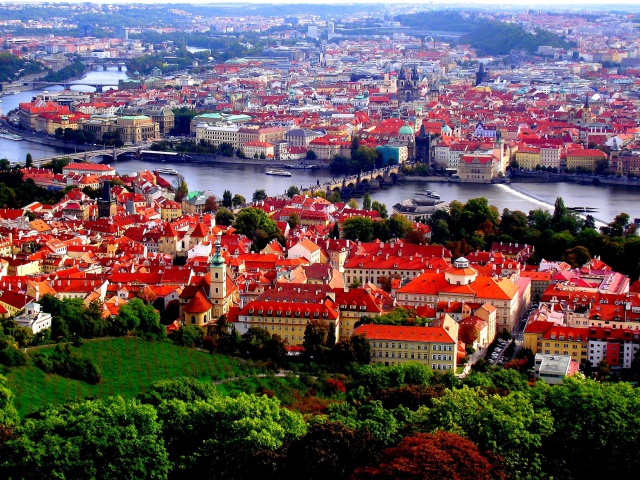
[210, 232, 224, 267]
[584, 93, 590, 109]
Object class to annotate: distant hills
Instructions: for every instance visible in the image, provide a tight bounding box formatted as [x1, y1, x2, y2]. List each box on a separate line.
[394, 11, 573, 56]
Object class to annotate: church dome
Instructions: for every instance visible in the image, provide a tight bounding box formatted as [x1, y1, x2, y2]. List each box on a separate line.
[398, 122, 413, 135]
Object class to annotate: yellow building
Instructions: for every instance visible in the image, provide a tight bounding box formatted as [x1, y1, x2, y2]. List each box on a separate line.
[515, 146, 541, 170]
[566, 149, 608, 171]
[160, 200, 182, 221]
[523, 321, 588, 364]
[115, 115, 159, 144]
[353, 319, 458, 371]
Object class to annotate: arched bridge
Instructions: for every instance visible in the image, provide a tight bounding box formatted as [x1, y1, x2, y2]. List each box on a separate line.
[301, 164, 402, 196]
[31, 146, 141, 167]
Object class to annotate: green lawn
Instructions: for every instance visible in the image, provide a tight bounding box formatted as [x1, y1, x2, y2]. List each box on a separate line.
[6, 337, 252, 417]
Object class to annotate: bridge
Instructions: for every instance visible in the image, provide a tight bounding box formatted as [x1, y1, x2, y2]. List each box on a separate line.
[31, 146, 142, 167]
[300, 164, 402, 197]
[30, 79, 121, 92]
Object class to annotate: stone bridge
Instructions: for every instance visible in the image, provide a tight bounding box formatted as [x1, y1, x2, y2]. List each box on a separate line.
[301, 164, 402, 197]
[32, 146, 142, 167]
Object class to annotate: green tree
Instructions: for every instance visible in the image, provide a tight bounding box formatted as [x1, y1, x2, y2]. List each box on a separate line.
[363, 192, 372, 210]
[347, 198, 359, 209]
[287, 185, 300, 198]
[0, 374, 18, 427]
[169, 324, 205, 347]
[155, 392, 306, 478]
[25, 153, 33, 169]
[416, 386, 553, 479]
[287, 212, 300, 229]
[252, 189, 268, 202]
[215, 207, 235, 226]
[234, 207, 282, 250]
[342, 217, 374, 242]
[232, 193, 246, 207]
[388, 213, 413, 238]
[329, 222, 340, 239]
[115, 298, 164, 339]
[3, 397, 170, 479]
[371, 201, 388, 219]
[285, 422, 381, 480]
[542, 377, 640, 478]
[222, 189, 233, 208]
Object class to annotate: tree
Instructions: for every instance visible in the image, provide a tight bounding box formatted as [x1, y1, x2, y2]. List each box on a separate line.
[155, 392, 306, 478]
[287, 212, 300, 229]
[287, 185, 300, 198]
[252, 189, 268, 202]
[222, 189, 233, 208]
[2, 397, 170, 479]
[232, 193, 246, 207]
[416, 386, 553, 479]
[25, 153, 33, 169]
[371, 201, 388, 219]
[204, 195, 218, 212]
[347, 198, 359, 209]
[0, 374, 18, 427]
[342, 217, 374, 242]
[362, 192, 372, 210]
[115, 298, 164, 339]
[215, 207, 235, 226]
[351, 431, 504, 480]
[329, 222, 340, 239]
[459, 323, 479, 346]
[306, 149, 317, 160]
[234, 207, 282, 250]
[303, 321, 328, 360]
[285, 422, 381, 480]
[388, 213, 413, 238]
[543, 377, 640, 478]
[169, 324, 205, 347]
[173, 177, 188, 203]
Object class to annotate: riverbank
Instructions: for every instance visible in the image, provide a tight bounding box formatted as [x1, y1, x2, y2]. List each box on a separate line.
[510, 170, 640, 188]
[0, 121, 100, 152]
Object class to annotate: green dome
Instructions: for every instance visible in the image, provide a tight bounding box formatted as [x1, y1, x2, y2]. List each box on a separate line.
[398, 122, 413, 135]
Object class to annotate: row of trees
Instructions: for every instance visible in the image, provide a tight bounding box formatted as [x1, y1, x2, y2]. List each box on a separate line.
[2, 362, 639, 479]
[426, 196, 640, 279]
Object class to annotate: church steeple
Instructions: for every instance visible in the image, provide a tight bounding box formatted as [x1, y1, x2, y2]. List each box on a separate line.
[209, 232, 227, 317]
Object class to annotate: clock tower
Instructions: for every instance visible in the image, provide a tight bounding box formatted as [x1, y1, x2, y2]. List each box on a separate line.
[209, 232, 227, 318]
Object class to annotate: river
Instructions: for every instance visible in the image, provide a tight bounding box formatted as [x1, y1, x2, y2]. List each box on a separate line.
[3, 66, 640, 225]
[109, 158, 640, 225]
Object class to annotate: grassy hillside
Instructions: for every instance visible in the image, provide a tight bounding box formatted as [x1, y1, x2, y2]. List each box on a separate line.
[5, 337, 252, 417]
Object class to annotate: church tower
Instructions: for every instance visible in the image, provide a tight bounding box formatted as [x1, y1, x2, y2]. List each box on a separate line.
[209, 232, 227, 318]
[97, 181, 116, 218]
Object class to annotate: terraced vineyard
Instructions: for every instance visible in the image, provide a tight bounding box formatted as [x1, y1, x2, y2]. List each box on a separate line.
[6, 337, 252, 417]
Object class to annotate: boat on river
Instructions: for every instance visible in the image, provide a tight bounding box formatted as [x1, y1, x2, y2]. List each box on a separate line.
[155, 168, 178, 175]
[266, 169, 292, 177]
[0, 131, 22, 141]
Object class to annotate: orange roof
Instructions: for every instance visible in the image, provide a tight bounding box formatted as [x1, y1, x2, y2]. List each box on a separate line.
[353, 324, 456, 343]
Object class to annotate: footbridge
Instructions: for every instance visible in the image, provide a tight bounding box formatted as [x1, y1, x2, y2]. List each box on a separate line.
[301, 164, 402, 197]
[32, 146, 141, 167]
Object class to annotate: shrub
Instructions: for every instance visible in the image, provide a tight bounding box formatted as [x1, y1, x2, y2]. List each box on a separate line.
[0, 347, 28, 367]
[32, 344, 101, 384]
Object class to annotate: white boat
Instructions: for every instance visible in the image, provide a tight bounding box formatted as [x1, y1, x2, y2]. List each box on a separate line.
[287, 162, 314, 170]
[155, 168, 178, 175]
[10, 90, 20, 95]
[426, 190, 440, 199]
[0, 131, 23, 141]
[266, 169, 292, 177]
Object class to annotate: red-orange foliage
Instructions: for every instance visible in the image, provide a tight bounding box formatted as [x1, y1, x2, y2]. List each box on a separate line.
[287, 390, 334, 415]
[350, 431, 505, 480]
